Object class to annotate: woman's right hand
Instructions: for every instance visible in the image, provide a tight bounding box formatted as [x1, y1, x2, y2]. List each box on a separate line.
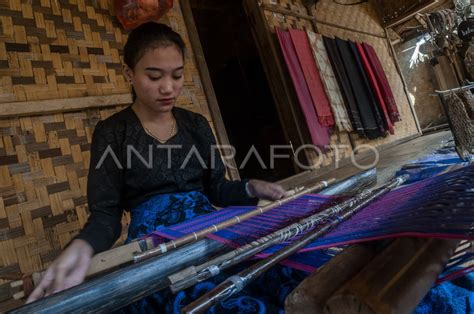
[26, 239, 94, 303]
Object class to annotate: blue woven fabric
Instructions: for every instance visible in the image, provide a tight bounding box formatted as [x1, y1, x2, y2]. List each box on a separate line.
[126, 191, 215, 242]
[415, 273, 474, 314]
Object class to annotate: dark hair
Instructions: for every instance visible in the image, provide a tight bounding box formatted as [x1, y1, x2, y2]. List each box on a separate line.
[124, 22, 185, 101]
[124, 22, 185, 69]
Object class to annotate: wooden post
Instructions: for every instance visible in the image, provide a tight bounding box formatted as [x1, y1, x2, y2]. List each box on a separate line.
[285, 242, 386, 313]
[325, 238, 459, 313]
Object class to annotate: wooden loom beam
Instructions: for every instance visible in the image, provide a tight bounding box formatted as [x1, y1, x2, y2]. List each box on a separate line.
[10, 239, 229, 313]
[17, 171, 374, 312]
[181, 175, 408, 313]
[285, 237, 460, 313]
[284, 242, 387, 313]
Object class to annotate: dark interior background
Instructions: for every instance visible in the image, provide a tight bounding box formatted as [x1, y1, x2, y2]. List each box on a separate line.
[190, 0, 296, 181]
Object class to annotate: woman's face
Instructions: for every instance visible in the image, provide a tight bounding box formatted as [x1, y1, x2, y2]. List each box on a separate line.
[126, 45, 184, 113]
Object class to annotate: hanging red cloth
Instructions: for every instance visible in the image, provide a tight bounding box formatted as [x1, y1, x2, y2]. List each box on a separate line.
[356, 42, 394, 134]
[362, 43, 401, 123]
[275, 27, 330, 148]
[115, 0, 174, 30]
[288, 29, 335, 128]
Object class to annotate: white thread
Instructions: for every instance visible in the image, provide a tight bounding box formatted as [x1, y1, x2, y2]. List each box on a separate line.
[172, 241, 177, 248]
[213, 224, 218, 232]
[235, 216, 241, 223]
[159, 243, 168, 253]
[208, 265, 220, 276]
[193, 232, 198, 240]
[259, 207, 264, 213]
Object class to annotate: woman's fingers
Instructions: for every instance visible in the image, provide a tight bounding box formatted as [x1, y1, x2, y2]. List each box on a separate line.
[249, 180, 287, 200]
[26, 267, 54, 303]
[64, 254, 90, 290]
[52, 264, 68, 294]
[26, 239, 93, 302]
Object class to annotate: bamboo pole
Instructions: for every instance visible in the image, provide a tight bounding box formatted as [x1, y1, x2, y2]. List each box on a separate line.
[10, 239, 228, 313]
[168, 180, 379, 292]
[181, 175, 409, 314]
[133, 179, 336, 263]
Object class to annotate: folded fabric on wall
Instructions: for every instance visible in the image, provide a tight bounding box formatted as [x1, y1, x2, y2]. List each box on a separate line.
[335, 38, 383, 139]
[356, 42, 394, 134]
[288, 28, 335, 128]
[349, 40, 387, 135]
[362, 43, 401, 123]
[272, 28, 399, 140]
[323, 36, 365, 136]
[275, 27, 330, 148]
[307, 31, 353, 132]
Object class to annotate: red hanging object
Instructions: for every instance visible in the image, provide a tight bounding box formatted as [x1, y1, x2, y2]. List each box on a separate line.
[115, 0, 174, 30]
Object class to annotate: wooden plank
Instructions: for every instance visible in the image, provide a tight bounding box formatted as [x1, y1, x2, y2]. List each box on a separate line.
[285, 242, 385, 313]
[86, 241, 143, 276]
[325, 238, 459, 313]
[0, 94, 132, 118]
[377, 0, 439, 28]
[179, 0, 240, 180]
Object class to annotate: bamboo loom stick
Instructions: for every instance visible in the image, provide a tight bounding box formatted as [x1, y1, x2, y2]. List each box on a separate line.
[28, 172, 370, 300]
[17, 172, 372, 312]
[133, 179, 335, 263]
[86, 184, 310, 276]
[181, 175, 409, 314]
[168, 183, 379, 292]
[9, 239, 228, 313]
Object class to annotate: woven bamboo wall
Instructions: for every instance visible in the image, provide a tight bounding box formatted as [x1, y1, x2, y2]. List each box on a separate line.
[0, 0, 214, 310]
[0, 0, 212, 120]
[261, 0, 419, 161]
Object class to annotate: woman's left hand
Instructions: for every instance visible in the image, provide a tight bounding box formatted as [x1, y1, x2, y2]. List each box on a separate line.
[247, 179, 287, 200]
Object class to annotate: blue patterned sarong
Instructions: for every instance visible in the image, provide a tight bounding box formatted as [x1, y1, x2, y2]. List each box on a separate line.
[118, 191, 308, 314]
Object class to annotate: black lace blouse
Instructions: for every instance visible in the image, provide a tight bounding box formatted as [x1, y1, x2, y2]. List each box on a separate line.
[75, 106, 255, 254]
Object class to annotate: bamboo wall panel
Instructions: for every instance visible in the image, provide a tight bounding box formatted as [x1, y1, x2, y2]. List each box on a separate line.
[0, 105, 131, 310]
[0, 0, 217, 309]
[261, 0, 419, 161]
[0, 0, 212, 121]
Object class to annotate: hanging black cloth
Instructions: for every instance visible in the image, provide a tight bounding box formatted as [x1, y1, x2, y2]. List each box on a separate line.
[322, 36, 364, 136]
[348, 40, 387, 135]
[334, 37, 382, 139]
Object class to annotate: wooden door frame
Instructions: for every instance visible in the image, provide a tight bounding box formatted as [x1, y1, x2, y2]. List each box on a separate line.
[179, 0, 241, 180]
[243, 0, 311, 170]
